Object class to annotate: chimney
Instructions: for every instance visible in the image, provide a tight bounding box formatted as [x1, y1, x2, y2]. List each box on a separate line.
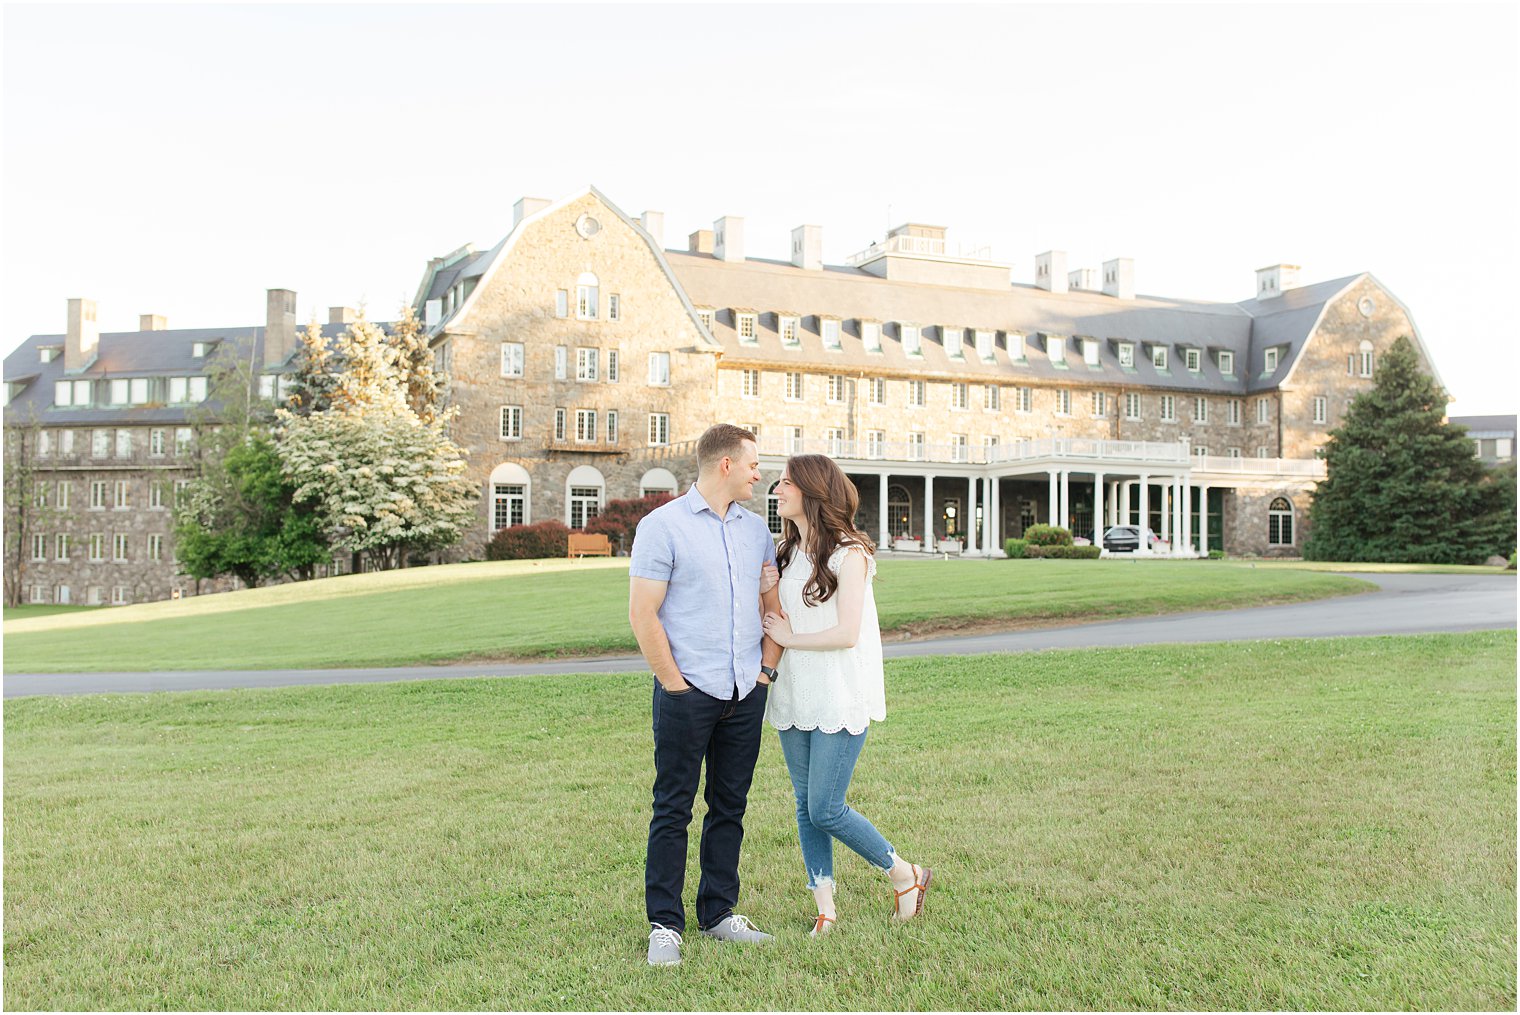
[139, 313, 167, 332]
[713, 215, 744, 263]
[688, 229, 715, 255]
[65, 297, 100, 371]
[791, 224, 822, 270]
[640, 211, 665, 248]
[1102, 258, 1134, 300]
[1068, 267, 1099, 291]
[513, 196, 551, 226]
[329, 306, 358, 325]
[1255, 264, 1300, 299]
[264, 288, 297, 366]
[1034, 251, 1068, 293]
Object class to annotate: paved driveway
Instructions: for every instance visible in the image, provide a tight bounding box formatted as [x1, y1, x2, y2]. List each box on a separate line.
[4, 572, 1513, 698]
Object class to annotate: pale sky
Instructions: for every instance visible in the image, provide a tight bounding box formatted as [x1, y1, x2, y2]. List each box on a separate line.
[4, 3, 1516, 415]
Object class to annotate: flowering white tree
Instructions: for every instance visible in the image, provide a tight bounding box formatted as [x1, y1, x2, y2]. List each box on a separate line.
[277, 313, 475, 570]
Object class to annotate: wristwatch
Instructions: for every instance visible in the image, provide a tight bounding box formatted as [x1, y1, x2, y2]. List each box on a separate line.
[759, 665, 779, 683]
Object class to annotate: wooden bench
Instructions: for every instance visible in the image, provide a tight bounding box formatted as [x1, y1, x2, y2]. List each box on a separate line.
[568, 533, 612, 558]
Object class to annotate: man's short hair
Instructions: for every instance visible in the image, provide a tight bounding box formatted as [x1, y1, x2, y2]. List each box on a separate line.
[697, 424, 757, 472]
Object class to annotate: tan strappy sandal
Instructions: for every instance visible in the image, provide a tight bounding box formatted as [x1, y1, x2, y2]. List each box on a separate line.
[891, 864, 933, 921]
[809, 913, 835, 937]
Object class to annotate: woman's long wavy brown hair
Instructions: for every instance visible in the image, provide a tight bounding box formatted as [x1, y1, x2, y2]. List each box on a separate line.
[775, 454, 876, 607]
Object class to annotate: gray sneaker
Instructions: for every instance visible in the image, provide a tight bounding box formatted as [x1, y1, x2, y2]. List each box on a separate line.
[647, 925, 682, 966]
[700, 913, 773, 944]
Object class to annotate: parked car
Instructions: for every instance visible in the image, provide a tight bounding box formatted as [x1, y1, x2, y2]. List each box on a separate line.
[1102, 525, 1160, 553]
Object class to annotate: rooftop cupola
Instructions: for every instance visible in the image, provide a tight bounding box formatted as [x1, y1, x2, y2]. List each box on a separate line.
[846, 222, 1011, 291]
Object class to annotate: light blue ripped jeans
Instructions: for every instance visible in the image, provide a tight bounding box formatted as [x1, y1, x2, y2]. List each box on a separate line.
[777, 726, 896, 890]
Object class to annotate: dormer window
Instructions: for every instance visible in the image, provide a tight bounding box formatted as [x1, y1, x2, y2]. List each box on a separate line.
[192, 342, 208, 358]
[737, 313, 757, 343]
[974, 330, 994, 362]
[1118, 343, 1135, 368]
[821, 318, 841, 349]
[1152, 346, 1169, 371]
[1047, 336, 1066, 365]
[696, 308, 714, 331]
[1218, 350, 1235, 375]
[1264, 347, 1280, 372]
[861, 320, 882, 352]
[900, 324, 921, 356]
[1007, 333, 1026, 361]
[943, 328, 964, 359]
[39, 346, 59, 364]
[1184, 347, 1201, 372]
[779, 316, 800, 346]
[1082, 339, 1100, 368]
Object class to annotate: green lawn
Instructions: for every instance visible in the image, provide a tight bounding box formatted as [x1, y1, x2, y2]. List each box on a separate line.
[4, 633, 1513, 1010]
[1, 604, 105, 622]
[1, 558, 1370, 673]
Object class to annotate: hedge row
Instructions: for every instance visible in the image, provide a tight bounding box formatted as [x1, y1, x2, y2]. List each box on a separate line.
[1026, 544, 1102, 559]
[1022, 524, 1073, 547]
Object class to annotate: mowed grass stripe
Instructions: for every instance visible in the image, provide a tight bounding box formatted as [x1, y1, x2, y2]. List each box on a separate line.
[4, 633, 1514, 1010]
[2, 559, 1370, 673]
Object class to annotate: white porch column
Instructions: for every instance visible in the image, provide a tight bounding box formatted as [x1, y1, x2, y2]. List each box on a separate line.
[1176, 476, 1186, 552]
[923, 473, 935, 552]
[1180, 479, 1191, 554]
[1059, 469, 1070, 531]
[966, 477, 979, 554]
[981, 477, 993, 555]
[1047, 471, 1057, 526]
[1138, 475, 1150, 550]
[989, 476, 1001, 555]
[1160, 483, 1171, 543]
[1092, 471, 1104, 546]
[1199, 484, 1210, 555]
[878, 473, 889, 550]
[1120, 481, 1131, 526]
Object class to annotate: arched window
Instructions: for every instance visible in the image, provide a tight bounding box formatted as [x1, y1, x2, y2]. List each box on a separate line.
[576, 272, 599, 320]
[1357, 339, 1375, 377]
[639, 467, 679, 499]
[566, 464, 605, 529]
[766, 481, 783, 535]
[887, 484, 913, 539]
[1268, 497, 1294, 546]
[489, 462, 532, 532]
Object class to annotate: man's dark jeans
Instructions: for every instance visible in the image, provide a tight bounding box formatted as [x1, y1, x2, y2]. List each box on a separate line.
[646, 679, 768, 934]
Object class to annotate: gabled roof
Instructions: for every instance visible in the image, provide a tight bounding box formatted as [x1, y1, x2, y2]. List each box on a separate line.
[1237, 274, 1362, 392]
[1449, 414, 1517, 437]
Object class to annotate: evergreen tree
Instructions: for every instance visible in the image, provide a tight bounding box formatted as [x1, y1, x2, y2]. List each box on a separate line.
[283, 319, 339, 417]
[1305, 336, 1515, 563]
[387, 305, 446, 424]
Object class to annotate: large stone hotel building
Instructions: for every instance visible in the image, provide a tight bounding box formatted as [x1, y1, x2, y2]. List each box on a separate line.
[4, 187, 1447, 604]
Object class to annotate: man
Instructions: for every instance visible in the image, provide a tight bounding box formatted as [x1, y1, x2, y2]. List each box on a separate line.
[629, 423, 783, 967]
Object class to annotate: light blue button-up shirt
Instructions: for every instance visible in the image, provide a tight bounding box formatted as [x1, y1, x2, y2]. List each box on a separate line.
[629, 484, 777, 699]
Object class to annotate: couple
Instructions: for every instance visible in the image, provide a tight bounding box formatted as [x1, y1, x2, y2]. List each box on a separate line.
[628, 423, 933, 967]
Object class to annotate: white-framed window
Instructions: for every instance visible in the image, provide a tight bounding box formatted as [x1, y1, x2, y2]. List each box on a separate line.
[55, 533, 70, 561]
[555, 289, 569, 318]
[175, 427, 192, 455]
[785, 426, 805, 454]
[900, 324, 921, 356]
[169, 377, 188, 403]
[647, 352, 670, 386]
[90, 480, 107, 510]
[608, 293, 621, 322]
[1055, 390, 1072, 416]
[785, 372, 804, 401]
[1268, 497, 1294, 545]
[149, 481, 165, 509]
[88, 533, 105, 562]
[113, 533, 129, 562]
[742, 369, 760, 398]
[1160, 395, 1177, 422]
[1125, 392, 1141, 420]
[1152, 346, 1168, 371]
[607, 350, 619, 383]
[827, 427, 846, 455]
[1228, 399, 1242, 425]
[1257, 447, 1270, 459]
[109, 379, 129, 405]
[1194, 446, 1210, 458]
[575, 409, 598, 443]
[576, 274, 599, 320]
[33, 483, 48, 508]
[737, 313, 757, 343]
[53, 380, 73, 407]
[189, 376, 208, 402]
[60, 430, 74, 455]
[1185, 348, 1201, 372]
[554, 346, 568, 380]
[1015, 386, 1033, 414]
[1264, 347, 1280, 372]
[827, 375, 846, 404]
[1226, 447, 1242, 458]
[1193, 397, 1209, 423]
[57, 481, 69, 509]
[821, 318, 841, 349]
[975, 330, 995, 362]
[499, 405, 522, 440]
[648, 413, 669, 446]
[131, 377, 150, 403]
[115, 429, 132, 458]
[30, 533, 45, 561]
[1008, 333, 1026, 360]
[29, 585, 48, 604]
[1047, 336, 1066, 365]
[1359, 344, 1374, 377]
[738, 423, 760, 438]
[780, 316, 800, 346]
[113, 480, 130, 509]
[553, 407, 567, 442]
[861, 321, 882, 352]
[258, 374, 277, 400]
[71, 379, 93, 406]
[500, 342, 524, 377]
[576, 348, 599, 382]
[908, 380, 925, 407]
[493, 484, 526, 531]
[91, 429, 109, 457]
[1219, 350, 1235, 375]
[950, 433, 968, 463]
[606, 410, 619, 444]
[984, 384, 1001, 411]
[1092, 391, 1108, 417]
[696, 308, 714, 332]
[1118, 343, 1135, 368]
[1313, 396, 1328, 424]
[983, 434, 1000, 456]
[1083, 339, 1100, 367]
[866, 429, 885, 459]
[944, 328, 964, 359]
[148, 428, 164, 457]
[868, 377, 885, 405]
[907, 431, 926, 461]
[148, 534, 163, 561]
[1256, 398, 1271, 425]
[174, 480, 189, 508]
[951, 382, 968, 411]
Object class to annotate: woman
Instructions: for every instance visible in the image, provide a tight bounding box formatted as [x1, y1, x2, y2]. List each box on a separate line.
[761, 454, 932, 937]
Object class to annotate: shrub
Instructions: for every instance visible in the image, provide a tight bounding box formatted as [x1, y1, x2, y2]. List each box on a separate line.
[1023, 524, 1073, 547]
[584, 493, 673, 555]
[485, 520, 570, 560]
[1028, 544, 1101, 559]
[1208, 549, 1226, 560]
[1002, 538, 1029, 559]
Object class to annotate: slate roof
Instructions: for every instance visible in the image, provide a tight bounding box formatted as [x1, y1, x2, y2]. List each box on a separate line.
[1449, 414, 1517, 438]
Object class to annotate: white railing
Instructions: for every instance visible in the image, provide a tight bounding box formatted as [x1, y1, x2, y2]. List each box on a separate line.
[990, 438, 1190, 466]
[1194, 455, 1326, 478]
[756, 435, 1189, 467]
[843, 234, 995, 267]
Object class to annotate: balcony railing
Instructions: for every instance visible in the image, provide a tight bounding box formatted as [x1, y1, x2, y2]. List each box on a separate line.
[843, 234, 996, 267]
[1193, 455, 1326, 478]
[754, 435, 1190, 467]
